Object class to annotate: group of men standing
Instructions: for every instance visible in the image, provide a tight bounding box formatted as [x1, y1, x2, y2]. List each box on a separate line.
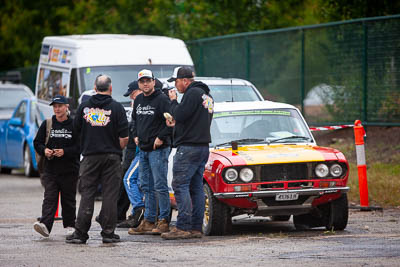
[33, 66, 214, 244]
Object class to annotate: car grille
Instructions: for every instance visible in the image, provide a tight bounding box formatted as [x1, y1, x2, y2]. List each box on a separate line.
[259, 163, 310, 182]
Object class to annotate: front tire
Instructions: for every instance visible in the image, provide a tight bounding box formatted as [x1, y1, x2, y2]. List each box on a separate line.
[326, 193, 348, 231]
[203, 183, 232, 236]
[0, 167, 12, 174]
[293, 212, 324, 230]
[293, 193, 349, 231]
[24, 145, 35, 177]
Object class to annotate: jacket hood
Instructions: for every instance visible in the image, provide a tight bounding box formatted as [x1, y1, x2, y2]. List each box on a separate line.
[188, 81, 210, 94]
[143, 88, 162, 100]
[89, 94, 113, 107]
[51, 115, 73, 126]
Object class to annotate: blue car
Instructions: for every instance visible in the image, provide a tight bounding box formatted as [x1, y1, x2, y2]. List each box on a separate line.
[0, 97, 52, 176]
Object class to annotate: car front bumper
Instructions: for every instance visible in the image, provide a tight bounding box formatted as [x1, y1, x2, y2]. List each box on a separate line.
[214, 187, 350, 199]
[214, 187, 350, 216]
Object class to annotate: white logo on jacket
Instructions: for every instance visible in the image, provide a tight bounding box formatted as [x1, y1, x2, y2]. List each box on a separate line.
[136, 104, 155, 115]
[50, 128, 72, 139]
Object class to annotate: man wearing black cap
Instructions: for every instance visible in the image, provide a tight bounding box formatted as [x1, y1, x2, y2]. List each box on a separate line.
[129, 69, 172, 235]
[33, 95, 80, 238]
[161, 67, 214, 240]
[67, 75, 129, 244]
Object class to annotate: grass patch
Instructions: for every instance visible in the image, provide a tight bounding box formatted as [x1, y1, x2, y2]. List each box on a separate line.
[323, 229, 336, 235]
[267, 232, 289, 238]
[347, 162, 400, 207]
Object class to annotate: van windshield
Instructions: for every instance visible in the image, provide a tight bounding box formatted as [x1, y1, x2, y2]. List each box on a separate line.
[79, 65, 191, 104]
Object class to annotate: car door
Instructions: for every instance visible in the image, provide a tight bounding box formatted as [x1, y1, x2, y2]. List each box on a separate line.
[6, 101, 27, 167]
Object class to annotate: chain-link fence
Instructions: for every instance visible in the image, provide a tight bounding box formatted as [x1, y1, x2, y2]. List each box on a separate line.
[188, 15, 400, 126]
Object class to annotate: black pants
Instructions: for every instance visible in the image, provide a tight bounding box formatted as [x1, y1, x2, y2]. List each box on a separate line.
[75, 154, 122, 237]
[117, 147, 136, 221]
[40, 171, 78, 232]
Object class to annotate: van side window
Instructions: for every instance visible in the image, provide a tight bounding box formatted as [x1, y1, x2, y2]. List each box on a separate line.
[37, 68, 69, 101]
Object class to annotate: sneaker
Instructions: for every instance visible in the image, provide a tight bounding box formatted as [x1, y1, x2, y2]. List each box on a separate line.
[161, 227, 191, 240]
[116, 215, 135, 228]
[101, 232, 121, 244]
[65, 231, 87, 244]
[151, 218, 169, 235]
[65, 227, 75, 236]
[190, 230, 203, 238]
[128, 219, 155, 235]
[33, 222, 49, 237]
[132, 206, 145, 228]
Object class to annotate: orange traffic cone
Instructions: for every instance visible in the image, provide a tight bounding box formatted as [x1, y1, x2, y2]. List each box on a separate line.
[54, 193, 62, 220]
[353, 120, 381, 211]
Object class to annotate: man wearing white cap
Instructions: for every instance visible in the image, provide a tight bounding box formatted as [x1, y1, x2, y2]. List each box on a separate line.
[129, 69, 172, 235]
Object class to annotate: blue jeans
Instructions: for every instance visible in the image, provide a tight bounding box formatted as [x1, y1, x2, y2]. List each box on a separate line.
[123, 154, 144, 214]
[139, 147, 171, 222]
[172, 145, 209, 231]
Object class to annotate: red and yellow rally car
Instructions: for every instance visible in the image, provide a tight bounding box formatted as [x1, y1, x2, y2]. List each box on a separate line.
[169, 101, 350, 236]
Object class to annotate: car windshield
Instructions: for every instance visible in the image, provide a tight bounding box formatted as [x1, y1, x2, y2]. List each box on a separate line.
[31, 101, 46, 127]
[211, 109, 313, 147]
[0, 88, 32, 109]
[79, 65, 191, 104]
[208, 85, 262, 102]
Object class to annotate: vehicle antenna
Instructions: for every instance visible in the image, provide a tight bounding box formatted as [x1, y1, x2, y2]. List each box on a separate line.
[230, 79, 234, 102]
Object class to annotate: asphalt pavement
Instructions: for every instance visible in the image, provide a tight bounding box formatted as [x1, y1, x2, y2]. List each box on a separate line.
[1, 172, 399, 267]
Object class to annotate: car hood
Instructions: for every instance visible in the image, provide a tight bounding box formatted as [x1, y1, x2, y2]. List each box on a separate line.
[211, 144, 339, 165]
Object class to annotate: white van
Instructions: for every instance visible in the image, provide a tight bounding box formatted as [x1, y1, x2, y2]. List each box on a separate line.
[35, 34, 194, 112]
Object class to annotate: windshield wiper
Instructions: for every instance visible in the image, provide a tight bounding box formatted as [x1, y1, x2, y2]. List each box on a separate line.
[215, 138, 265, 148]
[267, 135, 311, 144]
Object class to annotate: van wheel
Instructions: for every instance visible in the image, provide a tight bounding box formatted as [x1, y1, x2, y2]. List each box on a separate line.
[24, 145, 35, 177]
[203, 183, 232, 236]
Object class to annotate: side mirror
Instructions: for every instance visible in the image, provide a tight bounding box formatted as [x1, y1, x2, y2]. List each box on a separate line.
[9, 117, 23, 127]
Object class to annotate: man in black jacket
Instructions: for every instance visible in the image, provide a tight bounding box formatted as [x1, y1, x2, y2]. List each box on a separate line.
[33, 95, 80, 238]
[161, 67, 214, 240]
[67, 75, 129, 244]
[129, 69, 172, 235]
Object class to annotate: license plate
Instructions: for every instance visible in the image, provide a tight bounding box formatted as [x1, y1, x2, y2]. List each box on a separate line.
[275, 193, 299, 201]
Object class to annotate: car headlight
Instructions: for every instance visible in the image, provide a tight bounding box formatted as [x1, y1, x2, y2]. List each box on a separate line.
[225, 168, 238, 182]
[239, 168, 254, 182]
[330, 164, 343, 177]
[315, 163, 329, 178]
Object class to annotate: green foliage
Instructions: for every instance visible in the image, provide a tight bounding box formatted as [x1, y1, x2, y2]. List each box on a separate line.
[0, 0, 320, 71]
[316, 0, 400, 21]
[1, 0, 400, 73]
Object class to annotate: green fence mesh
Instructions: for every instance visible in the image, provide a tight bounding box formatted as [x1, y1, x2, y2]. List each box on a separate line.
[188, 15, 400, 126]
